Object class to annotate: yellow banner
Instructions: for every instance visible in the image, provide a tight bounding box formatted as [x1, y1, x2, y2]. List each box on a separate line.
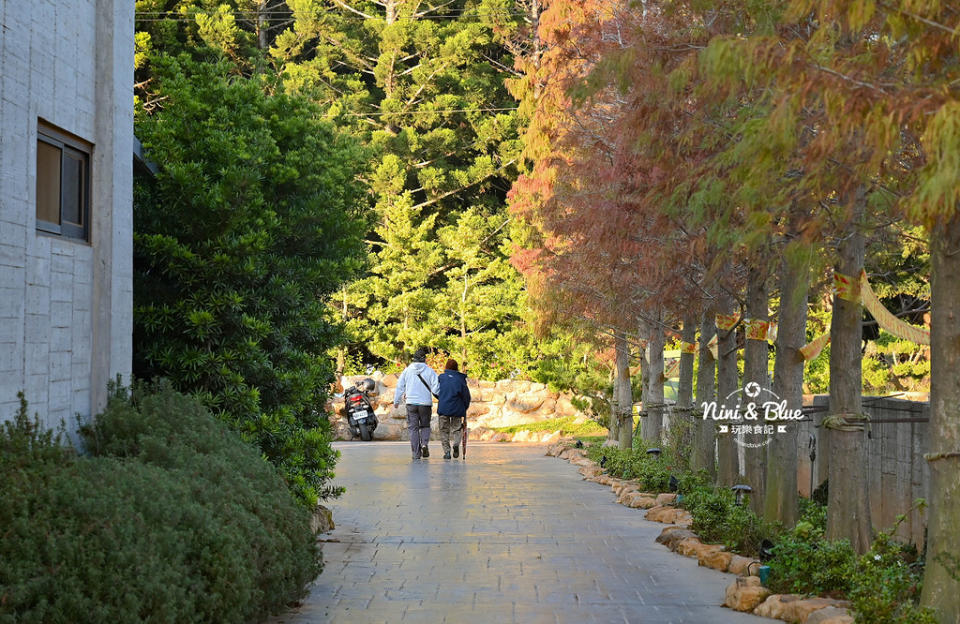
[860, 270, 930, 345]
[716, 313, 740, 331]
[707, 334, 719, 360]
[834, 271, 861, 303]
[799, 332, 831, 360]
[681, 341, 697, 354]
[663, 358, 681, 380]
[745, 318, 770, 341]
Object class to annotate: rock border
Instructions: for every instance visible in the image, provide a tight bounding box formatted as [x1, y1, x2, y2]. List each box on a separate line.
[545, 442, 855, 624]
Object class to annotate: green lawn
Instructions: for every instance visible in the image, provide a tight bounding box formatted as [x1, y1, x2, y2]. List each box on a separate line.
[491, 415, 607, 438]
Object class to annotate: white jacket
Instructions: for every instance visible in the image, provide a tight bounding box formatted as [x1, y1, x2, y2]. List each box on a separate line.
[394, 362, 440, 406]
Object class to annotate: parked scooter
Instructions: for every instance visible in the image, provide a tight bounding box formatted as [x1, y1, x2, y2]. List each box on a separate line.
[343, 378, 379, 441]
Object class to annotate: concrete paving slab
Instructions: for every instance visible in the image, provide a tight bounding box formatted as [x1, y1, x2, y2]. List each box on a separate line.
[269, 442, 772, 624]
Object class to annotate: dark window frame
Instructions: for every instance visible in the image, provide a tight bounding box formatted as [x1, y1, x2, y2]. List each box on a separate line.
[36, 121, 91, 242]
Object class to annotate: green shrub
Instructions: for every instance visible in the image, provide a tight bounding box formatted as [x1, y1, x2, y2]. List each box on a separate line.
[766, 523, 856, 596]
[0, 384, 319, 624]
[681, 486, 779, 557]
[849, 532, 935, 623]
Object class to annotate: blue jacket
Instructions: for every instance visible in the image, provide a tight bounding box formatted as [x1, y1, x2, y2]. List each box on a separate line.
[394, 362, 440, 406]
[437, 370, 471, 418]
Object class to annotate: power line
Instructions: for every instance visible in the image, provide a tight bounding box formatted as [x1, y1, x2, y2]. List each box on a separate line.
[136, 9, 530, 22]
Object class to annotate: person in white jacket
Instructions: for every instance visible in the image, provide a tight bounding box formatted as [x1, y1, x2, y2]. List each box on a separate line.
[394, 347, 440, 459]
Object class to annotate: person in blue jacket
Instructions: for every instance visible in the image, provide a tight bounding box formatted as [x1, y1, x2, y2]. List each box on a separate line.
[436, 358, 471, 459]
[394, 347, 440, 459]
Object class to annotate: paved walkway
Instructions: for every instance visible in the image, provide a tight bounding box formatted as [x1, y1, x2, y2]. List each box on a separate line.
[269, 442, 771, 624]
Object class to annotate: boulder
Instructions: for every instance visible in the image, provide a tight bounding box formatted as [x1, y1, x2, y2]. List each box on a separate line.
[645, 506, 675, 523]
[753, 595, 852, 623]
[580, 465, 603, 479]
[727, 555, 759, 576]
[540, 430, 562, 445]
[491, 432, 511, 442]
[545, 443, 566, 457]
[655, 493, 677, 505]
[380, 373, 399, 388]
[555, 397, 578, 416]
[559, 447, 586, 461]
[656, 527, 698, 548]
[512, 430, 534, 443]
[612, 480, 639, 496]
[479, 380, 497, 389]
[507, 393, 546, 414]
[467, 404, 490, 417]
[623, 493, 658, 509]
[311, 505, 334, 534]
[675, 538, 703, 557]
[698, 549, 733, 572]
[372, 421, 404, 441]
[724, 576, 771, 613]
[594, 474, 617, 486]
[805, 607, 855, 624]
[646, 506, 691, 524]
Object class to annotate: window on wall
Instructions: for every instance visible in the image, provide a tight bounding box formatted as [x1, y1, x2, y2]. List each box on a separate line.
[36, 121, 91, 241]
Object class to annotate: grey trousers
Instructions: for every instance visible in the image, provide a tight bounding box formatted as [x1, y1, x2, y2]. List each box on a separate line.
[406, 404, 432, 456]
[438, 415, 463, 453]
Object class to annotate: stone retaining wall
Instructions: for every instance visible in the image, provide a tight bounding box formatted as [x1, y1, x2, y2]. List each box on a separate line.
[329, 373, 587, 442]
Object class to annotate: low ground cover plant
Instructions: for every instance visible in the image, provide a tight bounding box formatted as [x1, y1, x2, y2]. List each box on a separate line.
[0, 383, 319, 624]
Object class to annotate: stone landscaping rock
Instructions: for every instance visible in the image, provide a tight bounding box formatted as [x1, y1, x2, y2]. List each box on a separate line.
[698, 549, 733, 572]
[753, 595, 852, 623]
[724, 576, 771, 612]
[655, 493, 677, 505]
[311, 505, 334, 534]
[656, 527, 699, 550]
[727, 555, 759, 576]
[372, 421, 404, 441]
[624, 493, 658, 509]
[805, 607, 855, 624]
[645, 505, 673, 522]
[545, 443, 564, 457]
[541, 430, 562, 444]
[580, 465, 603, 479]
[645, 506, 692, 525]
[612, 480, 638, 496]
[675, 537, 703, 557]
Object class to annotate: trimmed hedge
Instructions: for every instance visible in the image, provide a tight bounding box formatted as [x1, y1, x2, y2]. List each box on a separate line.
[0, 383, 320, 624]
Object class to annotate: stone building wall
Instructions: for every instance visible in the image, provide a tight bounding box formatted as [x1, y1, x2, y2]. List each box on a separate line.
[0, 0, 134, 430]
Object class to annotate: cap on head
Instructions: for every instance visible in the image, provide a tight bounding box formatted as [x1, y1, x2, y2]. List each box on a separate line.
[413, 347, 429, 362]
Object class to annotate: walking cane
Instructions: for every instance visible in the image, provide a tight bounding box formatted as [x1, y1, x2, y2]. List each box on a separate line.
[461, 416, 468, 459]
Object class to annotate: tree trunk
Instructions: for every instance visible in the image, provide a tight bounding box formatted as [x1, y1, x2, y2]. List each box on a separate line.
[764, 227, 809, 528]
[675, 315, 697, 468]
[743, 268, 769, 514]
[257, 0, 269, 50]
[716, 295, 739, 486]
[614, 330, 633, 449]
[694, 311, 717, 478]
[921, 214, 960, 622]
[644, 321, 665, 445]
[825, 195, 871, 554]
